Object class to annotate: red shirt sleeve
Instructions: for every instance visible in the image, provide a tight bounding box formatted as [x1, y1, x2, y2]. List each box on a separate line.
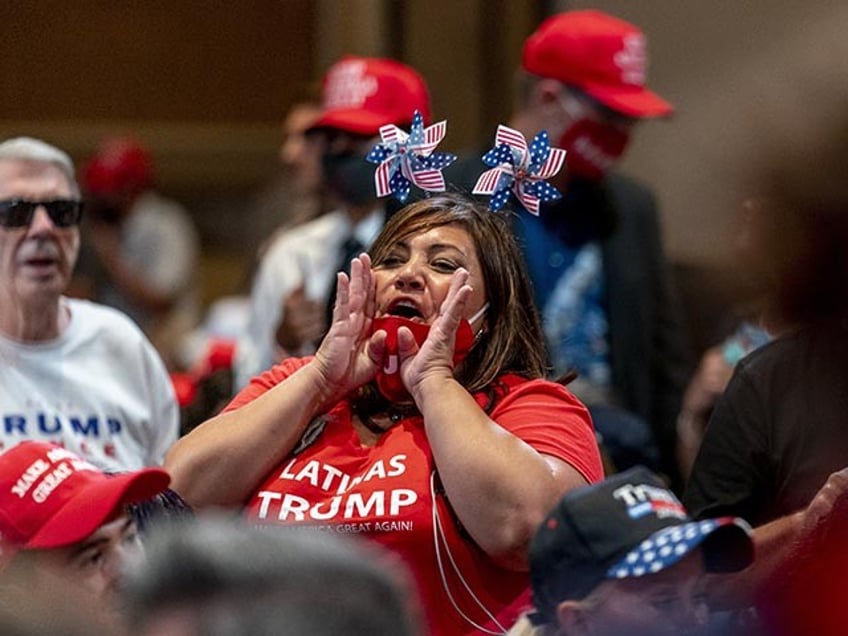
[225, 364, 603, 485]
[489, 376, 604, 484]
[223, 356, 313, 412]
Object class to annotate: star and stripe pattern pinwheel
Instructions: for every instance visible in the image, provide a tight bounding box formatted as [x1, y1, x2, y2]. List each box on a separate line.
[366, 110, 456, 202]
[473, 125, 567, 215]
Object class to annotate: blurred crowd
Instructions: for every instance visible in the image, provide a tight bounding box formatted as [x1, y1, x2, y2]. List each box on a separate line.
[0, 7, 846, 636]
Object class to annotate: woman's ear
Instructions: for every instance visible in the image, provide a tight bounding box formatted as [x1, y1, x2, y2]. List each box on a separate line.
[556, 599, 592, 636]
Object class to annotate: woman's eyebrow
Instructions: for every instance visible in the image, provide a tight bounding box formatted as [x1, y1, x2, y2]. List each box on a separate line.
[426, 243, 467, 256]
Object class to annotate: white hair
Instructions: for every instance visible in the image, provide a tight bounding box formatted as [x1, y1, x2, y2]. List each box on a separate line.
[0, 137, 80, 197]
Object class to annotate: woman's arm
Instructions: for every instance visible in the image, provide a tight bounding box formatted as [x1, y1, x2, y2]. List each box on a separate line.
[402, 271, 592, 570]
[419, 375, 590, 570]
[165, 361, 337, 508]
[166, 255, 384, 508]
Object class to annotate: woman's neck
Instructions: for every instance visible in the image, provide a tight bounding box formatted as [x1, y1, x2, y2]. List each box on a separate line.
[349, 400, 419, 446]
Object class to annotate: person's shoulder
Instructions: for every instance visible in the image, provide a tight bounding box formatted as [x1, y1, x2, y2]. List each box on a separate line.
[605, 172, 654, 197]
[132, 191, 191, 220]
[726, 328, 823, 401]
[67, 296, 134, 322]
[604, 172, 658, 214]
[495, 373, 585, 404]
[226, 356, 313, 411]
[738, 321, 844, 376]
[66, 297, 149, 342]
[129, 191, 198, 238]
[262, 210, 348, 258]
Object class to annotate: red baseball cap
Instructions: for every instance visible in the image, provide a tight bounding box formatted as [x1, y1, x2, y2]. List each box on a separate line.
[522, 10, 673, 119]
[309, 55, 432, 136]
[0, 441, 170, 551]
[82, 136, 154, 198]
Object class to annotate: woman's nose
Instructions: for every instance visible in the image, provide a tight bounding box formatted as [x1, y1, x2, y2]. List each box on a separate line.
[394, 260, 425, 290]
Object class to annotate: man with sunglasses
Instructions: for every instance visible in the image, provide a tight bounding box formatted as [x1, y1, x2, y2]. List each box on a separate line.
[0, 137, 178, 472]
[505, 10, 691, 491]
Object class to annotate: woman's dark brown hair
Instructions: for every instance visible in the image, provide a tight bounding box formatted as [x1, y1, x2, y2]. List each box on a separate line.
[369, 193, 548, 393]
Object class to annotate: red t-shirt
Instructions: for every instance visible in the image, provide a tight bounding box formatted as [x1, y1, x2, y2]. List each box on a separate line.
[229, 357, 603, 636]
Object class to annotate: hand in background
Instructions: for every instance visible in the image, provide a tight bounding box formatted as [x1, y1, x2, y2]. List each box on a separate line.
[275, 284, 327, 350]
[677, 347, 735, 479]
[800, 466, 848, 548]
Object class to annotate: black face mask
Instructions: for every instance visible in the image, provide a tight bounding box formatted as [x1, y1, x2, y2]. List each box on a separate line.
[322, 151, 376, 207]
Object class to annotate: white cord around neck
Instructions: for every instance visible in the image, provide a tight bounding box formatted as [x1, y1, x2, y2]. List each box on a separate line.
[430, 470, 508, 635]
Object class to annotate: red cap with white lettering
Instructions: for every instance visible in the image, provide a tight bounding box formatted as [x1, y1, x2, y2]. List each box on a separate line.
[0, 441, 169, 550]
[309, 55, 432, 136]
[522, 10, 673, 118]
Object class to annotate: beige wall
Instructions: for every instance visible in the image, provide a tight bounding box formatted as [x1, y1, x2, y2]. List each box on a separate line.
[563, 0, 848, 266]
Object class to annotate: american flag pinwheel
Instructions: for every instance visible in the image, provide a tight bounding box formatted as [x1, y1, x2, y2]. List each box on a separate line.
[366, 110, 456, 203]
[472, 125, 567, 215]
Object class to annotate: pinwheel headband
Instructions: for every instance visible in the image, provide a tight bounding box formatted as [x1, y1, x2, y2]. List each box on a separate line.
[367, 112, 566, 215]
[472, 125, 566, 215]
[366, 110, 456, 204]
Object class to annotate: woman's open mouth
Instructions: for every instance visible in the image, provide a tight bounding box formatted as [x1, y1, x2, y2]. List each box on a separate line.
[386, 299, 425, 321]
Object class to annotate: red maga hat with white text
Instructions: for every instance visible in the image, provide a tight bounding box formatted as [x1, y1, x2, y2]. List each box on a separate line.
[522, 10, 673, 118]
[310, 55, 432, 136]
[0, 441, 169, 550]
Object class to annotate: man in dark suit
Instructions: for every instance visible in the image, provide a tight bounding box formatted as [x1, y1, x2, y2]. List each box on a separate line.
[453, 10, 690, 487]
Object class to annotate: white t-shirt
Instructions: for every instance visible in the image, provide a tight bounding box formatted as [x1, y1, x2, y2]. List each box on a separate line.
[0, 298, 179, 471]
[235, 208, 383, 389]
[100, 190, 199, 324]
[91, 190, 200, 364]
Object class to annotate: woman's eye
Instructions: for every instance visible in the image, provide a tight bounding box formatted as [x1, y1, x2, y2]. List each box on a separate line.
[379, 255, 404, 267]
[432, 260, 458, 272]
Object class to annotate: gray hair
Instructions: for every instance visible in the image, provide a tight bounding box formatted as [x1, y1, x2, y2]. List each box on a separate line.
[122, 514, 418, 636]
[0, 137, 79, 198]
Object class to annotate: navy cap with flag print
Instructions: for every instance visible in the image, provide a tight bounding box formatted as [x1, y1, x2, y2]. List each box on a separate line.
[527, 466, 754, 626]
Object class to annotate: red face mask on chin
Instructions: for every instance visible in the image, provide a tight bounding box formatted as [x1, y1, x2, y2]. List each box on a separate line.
[557, 118, 630, 182]
[370, 303, 487, 402]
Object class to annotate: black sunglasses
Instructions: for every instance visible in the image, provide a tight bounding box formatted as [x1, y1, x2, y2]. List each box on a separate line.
[0, 199, 84, 228]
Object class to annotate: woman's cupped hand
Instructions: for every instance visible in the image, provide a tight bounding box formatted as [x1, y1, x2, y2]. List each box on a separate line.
[312, 254, 386, 401]
[400, 268, 473, 402]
